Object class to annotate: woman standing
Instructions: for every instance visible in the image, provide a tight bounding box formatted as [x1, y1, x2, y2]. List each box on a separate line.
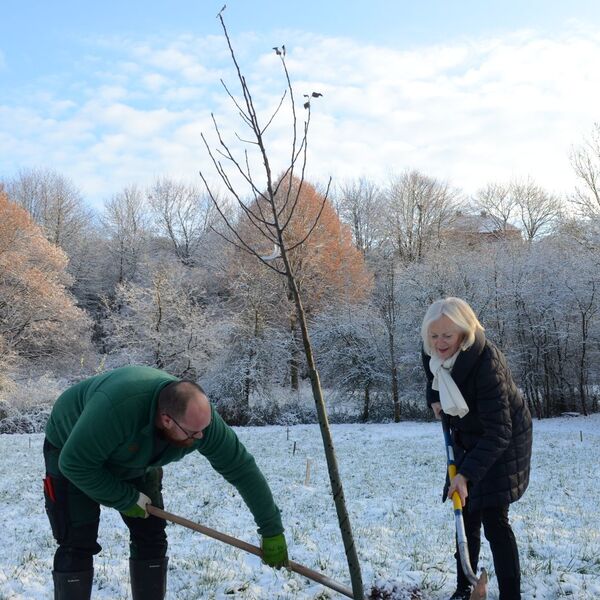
[421, 297, 532, 600]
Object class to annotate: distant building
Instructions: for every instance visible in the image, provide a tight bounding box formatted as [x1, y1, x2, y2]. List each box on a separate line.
[444, 210, 522, 245]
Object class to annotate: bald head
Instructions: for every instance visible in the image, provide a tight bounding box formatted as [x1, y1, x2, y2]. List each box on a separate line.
[156, 380, 212, 446]
[158, 380, 207, 419]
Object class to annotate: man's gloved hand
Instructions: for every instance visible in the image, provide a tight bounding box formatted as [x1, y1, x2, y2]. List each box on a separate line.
[261, 533, 288, 569]
[121, 492, 151, 519]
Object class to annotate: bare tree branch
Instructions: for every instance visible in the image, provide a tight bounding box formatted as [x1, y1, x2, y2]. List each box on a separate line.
[260, 89, 288, 135]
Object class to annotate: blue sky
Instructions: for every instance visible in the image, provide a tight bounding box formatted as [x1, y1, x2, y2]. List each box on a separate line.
[2, 1, 600, 208]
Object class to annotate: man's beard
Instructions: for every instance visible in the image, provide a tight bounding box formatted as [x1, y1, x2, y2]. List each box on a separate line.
[157, 427, 195, 448]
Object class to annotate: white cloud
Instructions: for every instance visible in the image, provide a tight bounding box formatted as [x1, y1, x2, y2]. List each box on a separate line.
[2, 25, 600, 209]
[141, 73, 171, 91]
[273, 28, 600, 195]
[127, 37, 227, 84]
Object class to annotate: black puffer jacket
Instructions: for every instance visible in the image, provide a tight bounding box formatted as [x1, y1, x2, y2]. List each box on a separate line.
[423, 329, 532, 510]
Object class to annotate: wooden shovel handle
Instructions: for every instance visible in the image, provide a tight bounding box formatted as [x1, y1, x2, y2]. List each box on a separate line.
[147, 505, 355, 599]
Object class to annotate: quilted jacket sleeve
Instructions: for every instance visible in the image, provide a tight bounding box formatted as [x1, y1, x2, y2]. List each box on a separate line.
[458, 346, 512, 484]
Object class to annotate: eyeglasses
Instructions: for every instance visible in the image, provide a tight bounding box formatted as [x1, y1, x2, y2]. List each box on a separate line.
[164, 413, 203, 440]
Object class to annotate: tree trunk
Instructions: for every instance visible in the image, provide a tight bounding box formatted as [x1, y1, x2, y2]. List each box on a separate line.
[286, 269, 364, 599]
[243, 310, 259, 413]
[243, 366, 251, 409]
[542, 353, 552, 417]
[391, 364, 400, 423]
[388, 330, 400, 422]
[362, 382, 370, 423]
[290, 316, 299, 391]
[154, 282, 163, 369]
[579, 314, 589, 416]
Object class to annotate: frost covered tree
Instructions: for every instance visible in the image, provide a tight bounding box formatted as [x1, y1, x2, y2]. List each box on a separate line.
[101, 184, 149, 286]
[362, 171, 458, 419]
[472, 178, 561, 241]
[371, 257, 403, 421]
[570, 123, 600, 218]
[516, 234, 600, 416]
[312, 303, 389, 421]
[501, 242, 579, 416]
[382, 170, 457, 262]
[207, 258, 292, 416]
[147, 177, 219, 266]
[472, 182, 516, 233]
[336, 177, 385, 256]
[510, 178, 562, 241]
[205, 316, 292, 424]
[4, 167, 92, 250]
[104, 265, 218, 378]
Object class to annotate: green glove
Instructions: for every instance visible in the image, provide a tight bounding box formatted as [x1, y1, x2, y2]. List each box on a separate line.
[261, 533, 288, 569]
[121, 492, 151, 519]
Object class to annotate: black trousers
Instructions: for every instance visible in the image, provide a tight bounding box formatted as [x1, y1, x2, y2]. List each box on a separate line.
[43, 439, 168, 572]
[457, 502, 521, 600]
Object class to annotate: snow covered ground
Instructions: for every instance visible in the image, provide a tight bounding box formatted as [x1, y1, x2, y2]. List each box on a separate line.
[0, 414, 598, 599]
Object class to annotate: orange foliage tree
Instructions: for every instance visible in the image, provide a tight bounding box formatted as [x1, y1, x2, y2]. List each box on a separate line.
[277, 176, 372, 311]
[232, 177, 372, 389]
[0, 189, 90, 366]
[236, 176, 372, 312]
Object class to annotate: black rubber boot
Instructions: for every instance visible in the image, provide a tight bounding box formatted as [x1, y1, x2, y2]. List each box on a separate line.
[130, 557, 168, 600]
[52, 570, 93, 600]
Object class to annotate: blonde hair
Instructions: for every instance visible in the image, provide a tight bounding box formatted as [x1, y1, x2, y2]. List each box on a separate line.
[421, 297, 484, 356]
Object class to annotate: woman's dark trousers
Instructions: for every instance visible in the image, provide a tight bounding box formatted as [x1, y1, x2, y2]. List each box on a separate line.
[456, 502, 521, 600]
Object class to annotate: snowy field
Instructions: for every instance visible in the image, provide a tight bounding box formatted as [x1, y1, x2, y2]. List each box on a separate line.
[0, 414, 599, 599]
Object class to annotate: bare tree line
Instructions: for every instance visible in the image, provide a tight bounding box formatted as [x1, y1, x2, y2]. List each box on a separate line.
[2, 144, 600, 423]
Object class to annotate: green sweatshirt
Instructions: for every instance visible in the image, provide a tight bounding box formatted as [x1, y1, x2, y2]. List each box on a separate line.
[45, 365, 283, 537]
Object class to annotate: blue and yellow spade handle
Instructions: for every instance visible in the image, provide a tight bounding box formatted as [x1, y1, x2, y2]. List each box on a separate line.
[441, 413, 464, 512]
[447, 463, 464, 512]
[440, 413, 488, 594]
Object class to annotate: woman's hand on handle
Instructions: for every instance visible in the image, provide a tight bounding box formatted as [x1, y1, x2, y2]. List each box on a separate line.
[447, 473, 469, 507]
[431, 401, 442, 420]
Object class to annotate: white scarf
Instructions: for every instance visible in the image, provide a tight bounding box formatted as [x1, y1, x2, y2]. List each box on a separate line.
[429, 352, 470, 418]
